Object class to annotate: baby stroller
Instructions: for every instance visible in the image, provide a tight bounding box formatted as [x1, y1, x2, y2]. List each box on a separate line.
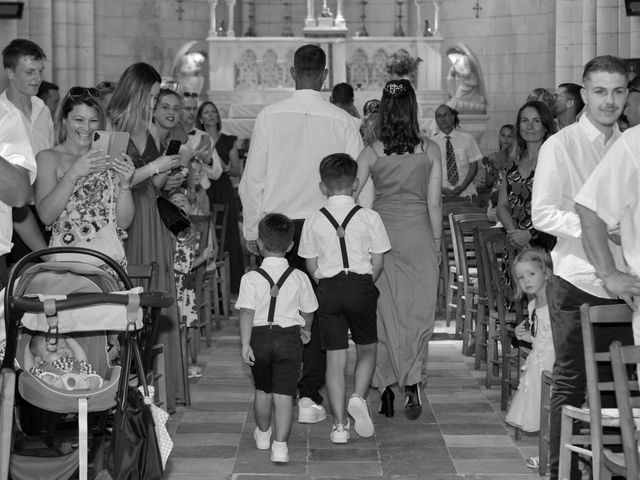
[0, 247, 173, 480]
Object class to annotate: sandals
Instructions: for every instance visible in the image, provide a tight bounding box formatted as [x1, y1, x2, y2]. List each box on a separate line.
[525, 456, 540, 469]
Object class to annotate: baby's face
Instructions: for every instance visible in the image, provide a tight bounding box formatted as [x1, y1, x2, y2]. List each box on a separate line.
[39, 337, 75, 364]
[170, 193, 190, 212]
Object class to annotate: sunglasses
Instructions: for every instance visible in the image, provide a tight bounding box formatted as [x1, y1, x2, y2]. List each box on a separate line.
[183, 92, 198, 98]
[629, 88, 640, 95]
[67, 86, 100, 100]
[96, 81, 116, 91]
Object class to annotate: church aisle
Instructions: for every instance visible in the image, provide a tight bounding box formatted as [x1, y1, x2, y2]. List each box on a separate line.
[164, 321, 543, 479]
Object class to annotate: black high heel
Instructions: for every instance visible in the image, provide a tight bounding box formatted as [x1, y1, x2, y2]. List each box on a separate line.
[379, 387, 395, 417]
[404, 384, 422, 420]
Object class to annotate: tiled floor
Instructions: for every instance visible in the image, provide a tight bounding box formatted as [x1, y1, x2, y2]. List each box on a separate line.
[164, 320, 544, 479]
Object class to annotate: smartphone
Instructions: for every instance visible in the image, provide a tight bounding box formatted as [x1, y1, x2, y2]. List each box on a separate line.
[92, 131, 130, 163]
[165, 140, 183, 175]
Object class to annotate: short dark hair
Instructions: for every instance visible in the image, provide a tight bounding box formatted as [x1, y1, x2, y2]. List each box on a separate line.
[2, 39, 46, 70]
[331, 83, 354, 105]
[628, 75, 640, 91]
[582, 55, 628, 82]
[436, 104, 460, 129]
[258, 213, 295, 253]
[37, 80, 59, 100]
[320, 153, 357, 190]
[558, 82, 585, 112]
[294, 44, 326, 77]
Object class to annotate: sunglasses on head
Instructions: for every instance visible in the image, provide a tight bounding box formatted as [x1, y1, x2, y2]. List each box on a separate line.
[67, 86, 100, 100]
[183, 92, 198, 98]
[96, 81, 115, 90]
[629, 88, 640, 95]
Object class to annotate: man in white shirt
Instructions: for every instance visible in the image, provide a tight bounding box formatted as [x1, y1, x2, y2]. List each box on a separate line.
[431, 104, 482, 201]
[239, 44, 363, 425]
[552, 83, 584, 130]
[1, 39, 52, 265]
[531, 55, 630, 480]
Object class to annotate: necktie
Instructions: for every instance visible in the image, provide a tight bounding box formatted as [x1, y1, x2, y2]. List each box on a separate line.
[445, 135, 459, 186]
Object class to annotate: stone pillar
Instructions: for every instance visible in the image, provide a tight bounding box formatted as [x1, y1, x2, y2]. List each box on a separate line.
[595, 0, 618, 56]
[332, 39, 347, 84]
[413, 1, 422, 38]
[335, 0, 345, 28]
[52, 0, 71, 89]
[582, 0, 596, 64]
[76, 0, 95, 86]
[226, 0, 236, 37]
[630, 16, 640, 58]
[208, 0, 219, 37]
[432, 0, 441, 36]
[305, 0, 315, 27]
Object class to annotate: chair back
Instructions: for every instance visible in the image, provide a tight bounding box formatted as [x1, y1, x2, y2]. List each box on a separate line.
[580, 303, 634, 478]
[211, 203, 229, 258]
[609, 341, 640, 479]
[127, 262, 159, 292]
[473, 226, 506, 311]
[126, 262, 160, 371]
[449, 213, 489, 283]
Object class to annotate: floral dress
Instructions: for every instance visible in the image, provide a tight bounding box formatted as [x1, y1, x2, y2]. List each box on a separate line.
[174, 231, 198, 327]
[49, 169, 127, 273]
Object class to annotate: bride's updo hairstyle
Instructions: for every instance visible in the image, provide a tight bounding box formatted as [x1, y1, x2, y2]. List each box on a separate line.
[377, 79, 421, 156]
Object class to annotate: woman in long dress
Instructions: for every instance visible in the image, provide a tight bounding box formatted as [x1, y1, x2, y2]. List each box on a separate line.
[354, 79, 442, 420]
[107, 63, 184, 411]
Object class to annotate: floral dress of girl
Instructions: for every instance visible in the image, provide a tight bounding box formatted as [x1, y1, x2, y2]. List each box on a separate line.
[505, 301, 555, 432]
[49, 169, 127, 272]
[174, 228, 198, 327]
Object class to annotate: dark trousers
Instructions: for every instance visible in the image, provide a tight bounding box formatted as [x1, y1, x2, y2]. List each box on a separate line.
[547, 275, 629, 480]
[0, 254, 8, 290]
[287, 219, 326, 405]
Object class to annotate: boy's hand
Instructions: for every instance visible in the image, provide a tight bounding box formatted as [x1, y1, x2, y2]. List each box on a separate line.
[300, 329, 311, 345]
[514, 322, 532, 343]
[241, 344, 255, 365]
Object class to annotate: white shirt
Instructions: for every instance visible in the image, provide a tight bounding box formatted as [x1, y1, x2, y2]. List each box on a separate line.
[431, 129, 482, 198]
[0, 100, 38, 255]
[239, 89, 364, 240]
[0, 91, 53, 155]
[575, 124, 640, 278]
[235, 257, 318, 328]
[532, 114, 624, 298]
[298, 195, 391, 278]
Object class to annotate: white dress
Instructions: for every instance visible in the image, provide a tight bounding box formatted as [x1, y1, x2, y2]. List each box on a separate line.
[505, 301, 555, 432]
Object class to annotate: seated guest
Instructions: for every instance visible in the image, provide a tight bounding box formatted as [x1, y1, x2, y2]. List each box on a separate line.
[96, 80, 117, 107]
[36, 81, 60, 115]
[330, 82, 360, 119]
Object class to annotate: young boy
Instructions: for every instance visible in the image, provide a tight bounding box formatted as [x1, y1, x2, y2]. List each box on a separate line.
[298, 153, 391, 443]
[236, 213, 318, 463]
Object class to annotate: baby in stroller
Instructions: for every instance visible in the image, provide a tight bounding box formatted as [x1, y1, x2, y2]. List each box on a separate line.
[28, 334, 103, 391]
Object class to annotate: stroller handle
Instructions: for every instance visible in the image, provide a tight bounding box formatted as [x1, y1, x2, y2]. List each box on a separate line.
[11, 291, 174, 313]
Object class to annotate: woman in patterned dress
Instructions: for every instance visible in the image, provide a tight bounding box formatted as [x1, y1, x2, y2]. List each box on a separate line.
[35, 87, 134, 273]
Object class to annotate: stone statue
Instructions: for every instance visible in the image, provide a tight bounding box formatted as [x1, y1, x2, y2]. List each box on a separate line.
[445, 43, 487, 114]
[171, 41, 207, 96]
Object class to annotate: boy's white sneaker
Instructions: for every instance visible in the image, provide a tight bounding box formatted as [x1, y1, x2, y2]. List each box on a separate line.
[271, 440, 289, 463]
[298, 397, 326, 423]
[347, 393, 374, 437]
[253, 426, 271, 450]
[330, 420, 350, 444]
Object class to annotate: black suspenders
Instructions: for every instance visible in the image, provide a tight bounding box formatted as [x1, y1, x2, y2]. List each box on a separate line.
[319, 205, 362, 269]
[255, 266, 295, 324]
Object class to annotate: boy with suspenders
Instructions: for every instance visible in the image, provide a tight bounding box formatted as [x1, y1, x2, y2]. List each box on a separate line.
[237, 213, 318, 463]
[299, 154, 390, 443]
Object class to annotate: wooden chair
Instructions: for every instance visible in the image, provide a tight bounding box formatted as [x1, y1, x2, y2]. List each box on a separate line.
[126, 262, 168, 409]
[558, 303, 633, 480]
[607, 341, 640, 479]
[448, 212, 489, 354]
[211, 203, 231, 328]
[539, 369, 553, 476]
[0, 368, 15, 480]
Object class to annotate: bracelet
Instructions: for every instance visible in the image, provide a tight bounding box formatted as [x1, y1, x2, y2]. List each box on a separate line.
[119, 182, 132, 192]
[150, 161, 159, 176]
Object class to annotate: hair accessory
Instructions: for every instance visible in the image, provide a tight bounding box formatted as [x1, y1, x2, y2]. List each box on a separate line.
[66, 86, 100, 100]
[183, 92, 198, 98]
[383, 82, 407, 97]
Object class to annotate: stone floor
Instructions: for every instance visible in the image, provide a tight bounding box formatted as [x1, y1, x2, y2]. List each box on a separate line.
[163, 319, 544, 479]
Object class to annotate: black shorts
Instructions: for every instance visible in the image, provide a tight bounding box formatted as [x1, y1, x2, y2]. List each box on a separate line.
[316, 272, 379, 350]
[250, 325, 303, 396]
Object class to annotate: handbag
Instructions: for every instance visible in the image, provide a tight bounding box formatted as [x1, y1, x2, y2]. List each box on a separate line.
[156, 194, 191, 235]
[107, 335, 163, 480]
[50, 174, 125, 266]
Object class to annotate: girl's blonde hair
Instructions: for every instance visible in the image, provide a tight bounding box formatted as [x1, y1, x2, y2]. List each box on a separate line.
[511, 247, 553, 300]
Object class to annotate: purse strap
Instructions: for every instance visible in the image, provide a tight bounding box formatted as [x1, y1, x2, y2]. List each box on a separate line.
[116, 333, 150, 418]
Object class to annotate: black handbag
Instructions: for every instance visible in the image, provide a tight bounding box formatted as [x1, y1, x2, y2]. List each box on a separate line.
[156, 194, 191, 235]
[107, 335, 163, 480]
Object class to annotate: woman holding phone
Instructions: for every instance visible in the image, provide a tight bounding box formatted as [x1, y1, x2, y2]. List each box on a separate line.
[107, 63, 185, 410]
[35, 87, 134, 272]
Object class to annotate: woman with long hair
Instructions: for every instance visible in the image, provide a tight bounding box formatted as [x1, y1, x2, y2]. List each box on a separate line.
[497, 100, 557, 253]
[482, 124, 514, 191]
[196, 100, 245, 294]
[107, 62, 185, 410]
[354, 79, 442, 420]
[35, 87, 134, 273]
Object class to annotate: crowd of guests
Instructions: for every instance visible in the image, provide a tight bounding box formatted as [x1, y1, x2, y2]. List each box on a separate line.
[2, 36, 640, 479]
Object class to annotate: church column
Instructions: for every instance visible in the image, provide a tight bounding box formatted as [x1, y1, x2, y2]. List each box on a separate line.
[305, 0, 315, 27]
[76, 0, 95, 86]
[52, 0, 72, 88]
[208, 0, 219, 37]
[595, 0, 618, 56]
[582, 0, 596, 63]
[413, 1, 422, 37]
[432, 0, 441, 35]
[226, 0, 236, 37]
[335, 0, 345, 28]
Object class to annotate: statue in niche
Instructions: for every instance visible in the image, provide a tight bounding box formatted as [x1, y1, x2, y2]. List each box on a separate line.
[445, 43, 487, 114]
[171, 41, 207, 96]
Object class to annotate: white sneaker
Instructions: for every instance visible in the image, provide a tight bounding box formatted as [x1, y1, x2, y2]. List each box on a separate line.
[347, 393, 374, 437]
[271, 440, 289, 463]
[330, 420, 350, 444]
[298, 397, 327, 424]
[253, 426, 271, 450]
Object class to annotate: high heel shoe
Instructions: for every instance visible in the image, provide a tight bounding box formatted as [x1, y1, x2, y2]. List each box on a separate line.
[404, 384, 422, 420]
[378, 387, 395, 417]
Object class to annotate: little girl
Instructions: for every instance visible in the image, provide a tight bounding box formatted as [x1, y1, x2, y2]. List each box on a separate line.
[505, 248, 555, 444]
